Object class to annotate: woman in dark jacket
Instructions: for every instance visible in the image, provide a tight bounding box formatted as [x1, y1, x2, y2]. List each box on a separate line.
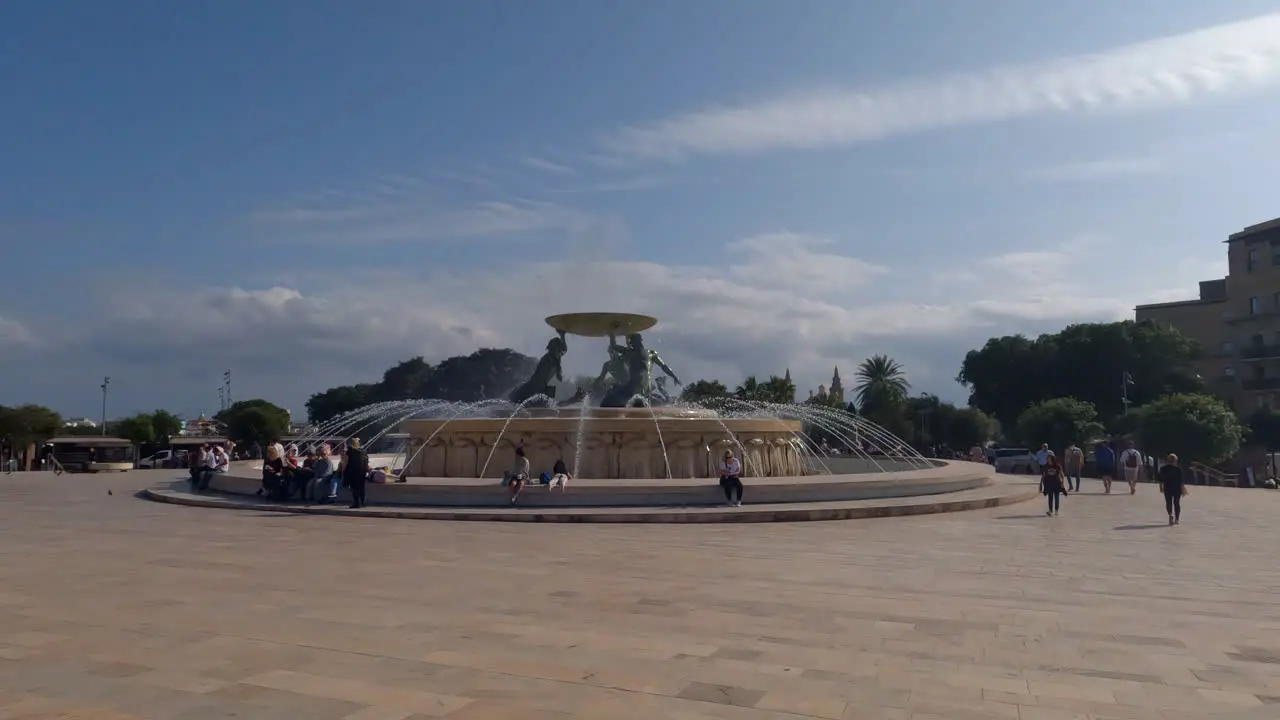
[1158, 454, 1186, 525]
[342, 437, 370, 509]
[1040, 454, 1066, 516]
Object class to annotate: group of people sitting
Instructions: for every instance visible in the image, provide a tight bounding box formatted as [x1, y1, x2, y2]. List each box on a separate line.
[259, 439, 372, 508]
[502, 448, 571, 504]
[187, 443, 232, 491]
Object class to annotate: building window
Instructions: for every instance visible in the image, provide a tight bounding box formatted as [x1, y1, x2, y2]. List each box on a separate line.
[1223, 341, 1235, 354]
[1255, 365, 1266, 379]
[1271, 238, 1280, 265]
[1252, 333, 1265, 347]
[1248, 248, 1259, 272]
[1251, 296, 1262, 315]
[1224, 366, 1236, 377]
[1259, 394, 1272, 410]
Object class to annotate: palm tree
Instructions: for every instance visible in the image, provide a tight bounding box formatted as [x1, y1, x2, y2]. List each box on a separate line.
[854, 355, 910, 408]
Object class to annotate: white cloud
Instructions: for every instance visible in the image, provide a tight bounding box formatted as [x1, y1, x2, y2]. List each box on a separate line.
[1026, 156, 1165, 182]
[252, 192, 600, 245]
[2, 232, 1164, 416]
[522, 155, 575, 174]
[602, 13, 1280, 160]
[0, 315, 34, 349]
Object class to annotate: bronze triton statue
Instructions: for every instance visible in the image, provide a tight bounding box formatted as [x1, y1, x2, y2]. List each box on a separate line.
[508, 330, 568, 405]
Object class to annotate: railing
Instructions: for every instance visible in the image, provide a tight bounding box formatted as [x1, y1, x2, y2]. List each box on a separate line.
[1189, 461, 1238, 487]
[1242, 377, 1280, 390]
[1240, 344, 1280, 360]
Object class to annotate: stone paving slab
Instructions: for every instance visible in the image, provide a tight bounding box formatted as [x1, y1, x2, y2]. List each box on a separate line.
[3, 470, 1280, 718]
[143, 476, 1039, 522]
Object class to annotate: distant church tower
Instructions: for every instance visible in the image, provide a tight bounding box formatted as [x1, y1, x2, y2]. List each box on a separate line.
[783, 367, 792, 384]
[829, 367, 845, 404]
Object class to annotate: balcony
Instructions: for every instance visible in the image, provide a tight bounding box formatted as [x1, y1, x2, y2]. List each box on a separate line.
[1241, 377, 1280, 391]
[1239, 344, 1280, 360]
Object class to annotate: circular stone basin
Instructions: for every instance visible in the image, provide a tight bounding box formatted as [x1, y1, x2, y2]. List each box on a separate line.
[402, 413, 805, 480]
[545, 312, 658, 337]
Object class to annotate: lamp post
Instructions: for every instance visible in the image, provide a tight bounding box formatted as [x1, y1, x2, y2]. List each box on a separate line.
[223, 370, 231, 409]
[100, 377, 110, 436]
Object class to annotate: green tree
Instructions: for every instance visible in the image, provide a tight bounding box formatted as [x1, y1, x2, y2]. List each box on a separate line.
[680, 379, 728, 404]
[0, 404, 63, 470]
[946, 407, 999, 450]
[215, 399, 291, 447]
[421, 348, 536, 402]
[375, 357, 434, 401]
[114, 413, 157, 446]
[1246, 407, 1280, 450]
[1134, 393, 1243, 465]
[958, 320, 1203, 429]
[734, 375, 795, 404]
[306, 383, 376, 424]
[1014, 398, 1104, 452]
[149, 409, 183, 442]
[854, 355, 910, 408]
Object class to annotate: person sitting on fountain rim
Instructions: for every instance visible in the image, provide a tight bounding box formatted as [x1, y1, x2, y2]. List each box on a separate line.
[505, 447, 531, 504]
[549, 458, 570, 492]
[719, 449, 744, 507]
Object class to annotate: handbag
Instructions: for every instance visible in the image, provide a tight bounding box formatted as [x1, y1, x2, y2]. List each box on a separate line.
[1181, 484, 1189, 497]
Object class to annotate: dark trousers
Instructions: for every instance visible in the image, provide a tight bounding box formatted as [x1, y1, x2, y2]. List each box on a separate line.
[1164, 491, 1182, 518]
[719, 475, 743, 503]
[1066, 467, 1081, 492]
[347, 478, 366, 507]
[1046, 489, 1061, 513]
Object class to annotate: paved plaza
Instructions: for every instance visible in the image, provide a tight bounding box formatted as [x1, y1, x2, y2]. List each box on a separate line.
[2, 471, 1280, 719]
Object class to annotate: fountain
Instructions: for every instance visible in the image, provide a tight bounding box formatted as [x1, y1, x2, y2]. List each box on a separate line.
[197, 313, 1011, 513]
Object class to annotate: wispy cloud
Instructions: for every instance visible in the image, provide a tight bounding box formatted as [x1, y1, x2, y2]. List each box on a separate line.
[251, 187, 593, 244]
[522, 155, 575, 174]
[602, 13, 1280, 160]
[1026, 156, 1165, 182]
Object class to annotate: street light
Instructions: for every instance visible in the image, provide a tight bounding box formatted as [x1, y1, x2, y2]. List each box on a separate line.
[100, 377, 110, 436]
[224, 370, 231, 408]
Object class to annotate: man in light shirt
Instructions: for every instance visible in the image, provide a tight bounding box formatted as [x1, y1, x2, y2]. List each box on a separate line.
[718, 449, 744, 507]
[1119, 441, 1143, 495]
[1034, 443, 1054, 472]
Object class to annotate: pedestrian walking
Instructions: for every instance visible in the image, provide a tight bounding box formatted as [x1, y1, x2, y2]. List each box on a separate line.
[1158, 454, 1187, 525]
[1063, 442, 1084, 492]
[1120, 441, 1143, 494]
[1040, 455, 1065, 516]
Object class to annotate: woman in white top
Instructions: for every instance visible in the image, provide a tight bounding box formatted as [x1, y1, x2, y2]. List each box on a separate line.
[718, 449, 744, 506]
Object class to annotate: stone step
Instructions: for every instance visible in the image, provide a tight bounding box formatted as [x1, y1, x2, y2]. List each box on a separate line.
[141, 479, 1039, 523]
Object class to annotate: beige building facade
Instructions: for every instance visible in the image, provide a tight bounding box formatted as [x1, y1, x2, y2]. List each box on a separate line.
[1136, 217, 1280, 412]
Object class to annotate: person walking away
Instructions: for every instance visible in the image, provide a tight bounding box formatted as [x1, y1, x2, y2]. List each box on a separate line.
[1158, 454, 1187, 525]
[719, 449, 744, 507]
[1041, 455, 1066, 516]
[548, 457, 570, 493]
[506, 447, 530, 504]
[1094, 441, 1115, 493]
[343, 438, 370, 508]
[1120, 441, 1143, 495]
[1063, 442, 1085, 493]
[1034, 443, 1054, 472]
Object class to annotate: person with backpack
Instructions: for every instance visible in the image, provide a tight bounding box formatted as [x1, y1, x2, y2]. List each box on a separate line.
[1040, 454, 1066, 516]
[1063, 443, 1085, 493]
[1120, 441, 1143, 495]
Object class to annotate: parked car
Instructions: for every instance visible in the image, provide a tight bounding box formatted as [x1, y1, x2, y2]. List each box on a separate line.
[137, 449, 186, 469]
[990, 447, 1039, 474]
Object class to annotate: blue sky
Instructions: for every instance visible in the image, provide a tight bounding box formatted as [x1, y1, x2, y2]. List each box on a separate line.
[4, 1, 1280, 420]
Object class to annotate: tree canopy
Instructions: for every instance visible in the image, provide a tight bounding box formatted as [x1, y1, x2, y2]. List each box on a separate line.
[0, 404, 63, 445]
[1013, 398, 1104, 451]
[305, 348, 537, 423]
[680, 379, 728, 404]
[114, 410, 184, 447]
[216, 399, 291, 447]
[1133, 393, 1243, 465]
[733, 375, 796, 404]
[957, 320, 1203, 429]
[904, 394, 999, 451]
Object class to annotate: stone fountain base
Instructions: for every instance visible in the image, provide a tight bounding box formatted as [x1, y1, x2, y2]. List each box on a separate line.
[399, 406, 811, 480]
